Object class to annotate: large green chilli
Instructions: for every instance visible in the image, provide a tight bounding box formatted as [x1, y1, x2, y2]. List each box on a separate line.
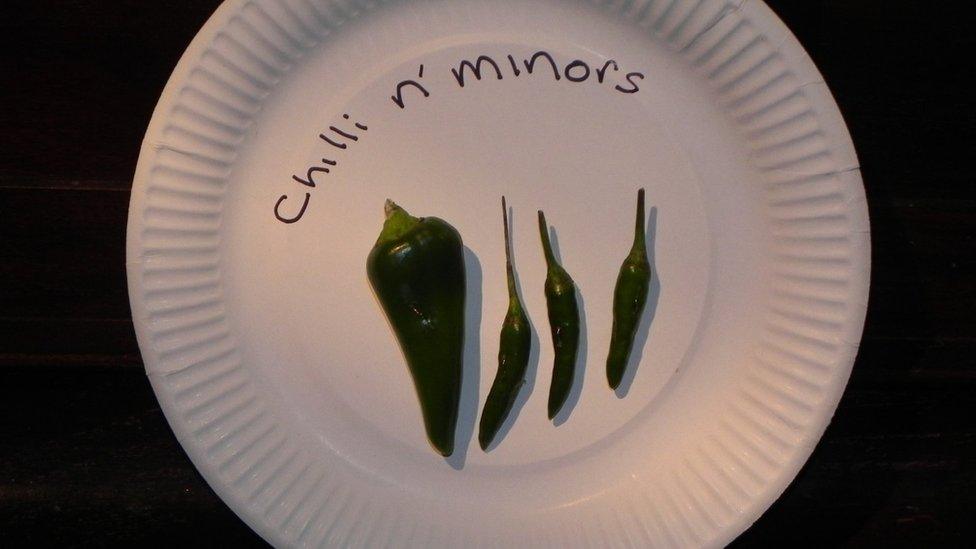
[367, 200, 465, 456]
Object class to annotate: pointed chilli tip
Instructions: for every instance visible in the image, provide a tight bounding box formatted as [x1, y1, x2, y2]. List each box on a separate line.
[434, 441, 453, 457]
[384, 198, 398, 218]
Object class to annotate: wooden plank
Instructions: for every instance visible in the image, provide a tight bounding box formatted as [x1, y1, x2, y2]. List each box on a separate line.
[0, 318, 140, 368]
[0, 366, 265, 547]
[0, 189, 130, 320]
[0, 0, 222, 190]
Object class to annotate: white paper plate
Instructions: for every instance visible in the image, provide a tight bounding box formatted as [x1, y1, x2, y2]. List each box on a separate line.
[127, 0, 869, 546]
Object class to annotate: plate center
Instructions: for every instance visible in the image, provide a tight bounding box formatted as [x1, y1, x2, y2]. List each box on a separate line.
[225, 32, 714, 477]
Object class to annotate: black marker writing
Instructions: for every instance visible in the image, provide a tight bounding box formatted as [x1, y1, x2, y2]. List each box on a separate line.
[523, 51, 562, 80]
[564, 59, 590, 83]
[391, 51, 643, 111]
[279, 51, 645, 225]
[391, 65, 430, 109]
[615, 72, 645, 94]
[319, 133, 346, 149]
[451, 55, 503, 87]
[292, 166, 329, 187]
[274, 192, 311, 224]
[278, 115, 367, 224]
[507, 54, 521, 76]
[596, 59, 618, 83]
[330, 126, 359, 141]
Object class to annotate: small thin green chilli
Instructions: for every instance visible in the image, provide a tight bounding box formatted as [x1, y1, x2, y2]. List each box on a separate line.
[478, 197, 532, 450]
[538, 210, 581, 419]
[606, 188, 652, 390]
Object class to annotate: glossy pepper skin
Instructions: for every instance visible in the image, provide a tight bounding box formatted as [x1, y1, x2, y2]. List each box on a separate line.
[367, 200, 465, 456]
[479, 197, 532, 450]
[538, 210, 581, 419]
[606, 189, 652, 390]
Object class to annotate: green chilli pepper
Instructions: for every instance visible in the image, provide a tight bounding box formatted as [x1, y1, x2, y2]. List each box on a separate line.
[538, 210, 581, 420]
[606, 189, 652, 390]
[478, 197, 532, 450]
[367, 200, 465, 456]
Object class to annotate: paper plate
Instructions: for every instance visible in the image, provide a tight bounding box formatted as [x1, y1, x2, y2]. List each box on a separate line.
[127, 0, 869, 546]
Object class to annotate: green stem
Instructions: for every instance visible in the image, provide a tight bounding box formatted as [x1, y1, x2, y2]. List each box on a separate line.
[537, 210, 557, 267]
[503, 197, 518, 302]
[376, 199, 421, 245]
[631, 188, 646, 255]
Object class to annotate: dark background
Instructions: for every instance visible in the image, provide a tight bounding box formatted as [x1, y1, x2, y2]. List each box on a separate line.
[1, 0, 973, 546]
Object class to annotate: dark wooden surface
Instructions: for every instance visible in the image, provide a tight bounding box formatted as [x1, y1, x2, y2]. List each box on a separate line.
[1, 1, 973, 546]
